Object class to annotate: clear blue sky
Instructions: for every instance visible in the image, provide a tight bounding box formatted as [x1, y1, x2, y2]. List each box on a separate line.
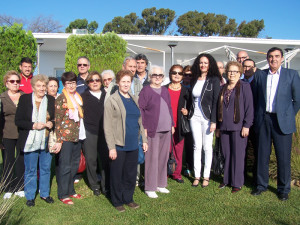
[2, 0, 299, 40]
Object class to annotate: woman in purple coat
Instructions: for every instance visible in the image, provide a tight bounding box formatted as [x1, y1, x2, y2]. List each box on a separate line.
[216, 61, 254, 193]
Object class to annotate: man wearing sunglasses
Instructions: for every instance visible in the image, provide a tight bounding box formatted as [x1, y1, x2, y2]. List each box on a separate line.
[76, 56, 90, 94]
[19, 57, 33, 93]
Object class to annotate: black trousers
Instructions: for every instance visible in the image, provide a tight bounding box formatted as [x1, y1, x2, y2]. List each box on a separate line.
[110, 149, 138, 207]
[256, 113, 292, 194]
[184, 133, 194, 171]
[57, 141, 81, 199]
[1, 138, 24, 192]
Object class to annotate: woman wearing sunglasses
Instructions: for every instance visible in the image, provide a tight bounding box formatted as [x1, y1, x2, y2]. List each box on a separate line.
[164, 65, 189, 183]
[138, 65, 174, 198]
[0, 71, 24, 199]
[81, 71, 108, 197]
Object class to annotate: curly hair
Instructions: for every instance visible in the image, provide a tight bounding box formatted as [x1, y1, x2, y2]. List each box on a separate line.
[191, 53, 221, 83]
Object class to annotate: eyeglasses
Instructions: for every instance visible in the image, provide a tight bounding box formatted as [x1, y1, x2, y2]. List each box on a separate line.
[77, 64, 88, 67]
[151, 74, 164, 79]
[65, 81, 77, 86]
[170, 71, 183, 76]
[183, 73, 192, 78]
[103, 78, 112, 83]
[89, 79, 101, 83]
[7, 80, 21, 84]
[227, 71, 240, 74]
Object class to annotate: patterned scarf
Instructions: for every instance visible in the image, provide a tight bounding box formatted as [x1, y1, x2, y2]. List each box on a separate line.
[62, 88, 83, 121]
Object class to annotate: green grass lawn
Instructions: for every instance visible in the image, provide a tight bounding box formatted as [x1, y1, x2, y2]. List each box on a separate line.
[2, 174, 300, 225]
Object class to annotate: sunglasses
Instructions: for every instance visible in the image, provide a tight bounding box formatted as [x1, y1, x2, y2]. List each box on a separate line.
[89, 79, 101, 83]
[7, 80, 21, 84]
[103, 78, 112, 82]
[170, 71, 183, 76]
[183, 73, 192, 78]
[151, 74, 164, 78]
[77, 64, 88, 67]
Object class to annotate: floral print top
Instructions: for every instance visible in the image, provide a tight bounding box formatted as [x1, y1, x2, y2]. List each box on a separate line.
[55, 93, 80, 143]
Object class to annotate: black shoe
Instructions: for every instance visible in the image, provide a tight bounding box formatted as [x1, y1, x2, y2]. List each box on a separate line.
[40, 196, 54, 203]
[115, 205, 125, 212]
[218, 183, 227, 189]
[126, 202, 140, 209]
[231, 187, 242, 193]
[93, 189, 101, 196]
[26, 200, 35, 207]
[277, 193, 288, 201]
[251, 189, 266, 196]
[175, 178, 184, 183]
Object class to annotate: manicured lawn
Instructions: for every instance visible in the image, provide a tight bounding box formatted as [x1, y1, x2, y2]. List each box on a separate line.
[3, 174, 300, 225]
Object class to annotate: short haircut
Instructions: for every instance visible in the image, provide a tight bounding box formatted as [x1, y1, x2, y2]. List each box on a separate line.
[242, 59, 256, 67]
[48, 77, 60, 88]
[267, 47, 283, 58]
[169, 64, 183, 81]
[101, 70, 115, 79]
[148, 65, 165, 82]
[183, 65, 192, 74]
[123, 56, 136, 67]
[135, 54, 148, 65]
[77, 56, 90, 65]
[86, 71, 102, 84]
[225, 61, 244, 75]
[3, 70, 21, 84]
[31, 74, 49, 87]
[61, 72, 77, 85]
[116, 70, 133, 84]
[20, 57, 32, 65]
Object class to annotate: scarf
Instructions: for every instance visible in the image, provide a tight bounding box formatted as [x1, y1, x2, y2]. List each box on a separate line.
[62, 88, 83, 121]
[218, 80, 240, 124]
[24, 93, 47, 152]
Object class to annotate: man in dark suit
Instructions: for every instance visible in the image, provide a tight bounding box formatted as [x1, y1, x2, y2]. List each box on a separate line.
[251, 47, 300, 201]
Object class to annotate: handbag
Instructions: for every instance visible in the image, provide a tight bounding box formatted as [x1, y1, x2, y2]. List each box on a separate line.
[48, 130, 57, 153]
[212, 137, 225, 175]
[167, 138, 177, 176]
[77, 150, 86, 173]
[181, 100, 191, 134]
[138, 145, 145, 164]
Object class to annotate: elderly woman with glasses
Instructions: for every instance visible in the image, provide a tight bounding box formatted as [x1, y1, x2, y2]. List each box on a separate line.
[15, 74, 55, 207]
[138, 65, 175, 198]
[165, 64, 189, 183]
[81, 71, 108, 196]
[0, 71, 24, 199]
[216, 61, 253, 193]
[53, 72, 86, 205]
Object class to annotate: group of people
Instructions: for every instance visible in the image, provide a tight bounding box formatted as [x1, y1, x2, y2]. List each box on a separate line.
[0, 47, 299, 212]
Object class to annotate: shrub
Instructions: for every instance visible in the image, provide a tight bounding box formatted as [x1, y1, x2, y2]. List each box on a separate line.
[0, 23, 37, 92]
[65, 32, 127, 75]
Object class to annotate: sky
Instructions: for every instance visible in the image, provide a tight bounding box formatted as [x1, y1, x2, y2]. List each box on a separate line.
[1, 0, 300, 40]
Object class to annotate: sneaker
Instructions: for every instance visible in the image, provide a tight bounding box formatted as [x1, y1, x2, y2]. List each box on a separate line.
[15, 191, 25, 197]
[74, 179, 80, 184]
[183, 169, 191, 177]
[3, 192, 13, 199]
[145, 191, 158, 198]
[157, 187, 170, 194]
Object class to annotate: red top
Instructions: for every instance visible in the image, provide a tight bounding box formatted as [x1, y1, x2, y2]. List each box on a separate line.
[168, 88, 181, 128]
[19, 74, 33, 93]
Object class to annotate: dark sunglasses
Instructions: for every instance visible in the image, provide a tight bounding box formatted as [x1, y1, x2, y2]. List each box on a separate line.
[183, 73, 192, 78]
[151, 74, 164, 78]
[7, 80, 21, 84]
[77, 64, 88, 67]
[89, 79, 101, 83]
[170, 71, 183, 76]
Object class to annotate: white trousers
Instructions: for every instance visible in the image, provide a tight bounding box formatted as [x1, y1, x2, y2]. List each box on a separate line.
[190, 114, 214, 178]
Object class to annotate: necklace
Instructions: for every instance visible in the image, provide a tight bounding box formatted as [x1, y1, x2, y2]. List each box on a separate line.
[170, 83, 181, 90]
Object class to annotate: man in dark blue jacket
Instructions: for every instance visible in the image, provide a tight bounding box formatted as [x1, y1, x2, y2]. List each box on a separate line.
[76, 56, 90, 94]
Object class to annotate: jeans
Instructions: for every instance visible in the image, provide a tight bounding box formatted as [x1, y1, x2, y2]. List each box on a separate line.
[24, 150, 52, 200]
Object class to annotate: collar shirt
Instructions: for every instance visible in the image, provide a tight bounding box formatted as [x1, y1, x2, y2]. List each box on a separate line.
[19, 73, 33, 93]
[243, 75, 254, 84]
[266, 66, 281, 113]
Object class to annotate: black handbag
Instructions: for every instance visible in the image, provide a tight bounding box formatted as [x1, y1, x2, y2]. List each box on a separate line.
[181, 100, 191, 134]
[212, 137, 225, 175]
[167, 138, 177, 176]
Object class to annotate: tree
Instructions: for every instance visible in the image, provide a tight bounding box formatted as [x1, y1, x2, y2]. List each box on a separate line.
[0, 24, 37, 92]
[66, 19, 98, 34]
[176, 10, 263, 37]
[0, 14, 24, 26]
[28, 15, 63, 33]
[103, 13, 139, 34]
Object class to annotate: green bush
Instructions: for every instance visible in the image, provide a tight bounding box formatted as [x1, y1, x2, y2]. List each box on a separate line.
[65, 32, 127, 74]
[0, 23, 37, 92]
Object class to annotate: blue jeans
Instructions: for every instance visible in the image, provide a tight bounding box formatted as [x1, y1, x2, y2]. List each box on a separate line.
[24, 150, 52, 200]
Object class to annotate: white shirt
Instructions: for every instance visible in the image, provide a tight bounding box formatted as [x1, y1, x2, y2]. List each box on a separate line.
[266, 66, 281, 113]
[192, 80, 206, 118]
[89, 90, 102, 99]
